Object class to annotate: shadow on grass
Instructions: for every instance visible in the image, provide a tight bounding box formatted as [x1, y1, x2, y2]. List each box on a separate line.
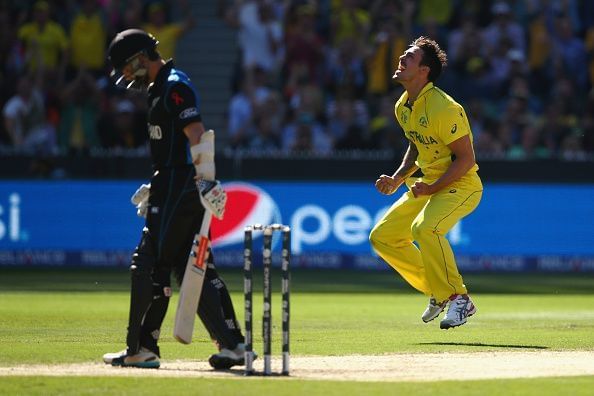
[418, 342, 548, 349]
[1, 268, 594, 294]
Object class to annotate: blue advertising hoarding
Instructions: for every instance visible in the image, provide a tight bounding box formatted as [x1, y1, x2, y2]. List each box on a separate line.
[0, 180, 593, 271]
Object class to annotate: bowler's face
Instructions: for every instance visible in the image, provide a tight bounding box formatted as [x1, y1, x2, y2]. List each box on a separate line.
[393, 46, 424, 82]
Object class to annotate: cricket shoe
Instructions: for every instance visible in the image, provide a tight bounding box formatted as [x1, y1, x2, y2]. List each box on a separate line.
[440, 294, 477, 330]
[421, 297, 447, 323]
[103, 347, 160, 368]
[208, 343, 257, 370]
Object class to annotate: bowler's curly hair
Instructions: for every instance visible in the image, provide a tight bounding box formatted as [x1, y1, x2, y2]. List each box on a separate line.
[411, 36, 447, 82]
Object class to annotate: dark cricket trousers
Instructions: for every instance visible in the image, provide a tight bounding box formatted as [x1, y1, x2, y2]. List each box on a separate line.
[126, 166, 243, 355]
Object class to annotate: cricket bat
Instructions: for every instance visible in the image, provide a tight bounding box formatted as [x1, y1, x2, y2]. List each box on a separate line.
[173, 209, 212, 344]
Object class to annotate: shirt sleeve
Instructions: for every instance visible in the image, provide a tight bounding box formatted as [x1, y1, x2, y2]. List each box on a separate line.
[437, 103, 471, 146]
[164, 82, 202, 129]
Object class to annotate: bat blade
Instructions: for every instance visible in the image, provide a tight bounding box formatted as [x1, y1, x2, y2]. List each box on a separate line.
[173, 212, 212, 344]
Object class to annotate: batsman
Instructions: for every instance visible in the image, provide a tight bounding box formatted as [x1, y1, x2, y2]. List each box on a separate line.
[102, 29, 247, 369]
[369, 36, 483, 329]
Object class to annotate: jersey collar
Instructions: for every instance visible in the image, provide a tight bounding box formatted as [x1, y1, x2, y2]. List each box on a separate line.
[403, 82, 434, 108]
[149, 60, 175, 92]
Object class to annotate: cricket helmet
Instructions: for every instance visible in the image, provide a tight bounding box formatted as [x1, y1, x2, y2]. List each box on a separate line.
[107, 29, 159, 90]
[107, 29, 159, 70]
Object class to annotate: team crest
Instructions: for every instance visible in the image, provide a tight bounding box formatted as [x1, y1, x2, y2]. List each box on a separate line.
[419, 116, 428, 128]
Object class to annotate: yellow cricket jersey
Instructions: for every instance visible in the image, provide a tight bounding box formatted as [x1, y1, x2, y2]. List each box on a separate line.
[142, 23, 183, 61]
[70, 13, 106, 70]
[394, 82, 478, 181]
[18, 21, 68, 70]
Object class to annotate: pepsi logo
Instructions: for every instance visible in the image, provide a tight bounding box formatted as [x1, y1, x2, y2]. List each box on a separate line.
[211, 182, 281, 247]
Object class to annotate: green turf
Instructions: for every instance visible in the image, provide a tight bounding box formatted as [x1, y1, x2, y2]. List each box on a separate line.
[1, 376, 594, 396]
[1, 267, 594, 294]
[1, 268, 593, 395]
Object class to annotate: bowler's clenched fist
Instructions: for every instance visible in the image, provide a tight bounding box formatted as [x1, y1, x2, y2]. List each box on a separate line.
[375, 174, 402, 195]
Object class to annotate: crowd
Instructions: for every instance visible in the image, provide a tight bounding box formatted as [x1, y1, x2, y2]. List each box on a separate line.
[223, 0, 594, 160]
[1, 0, 594, 164]
[0, 0, 193, 158]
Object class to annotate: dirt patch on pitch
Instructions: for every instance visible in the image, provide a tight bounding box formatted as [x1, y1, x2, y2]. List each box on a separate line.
[2, 351, 594, 382]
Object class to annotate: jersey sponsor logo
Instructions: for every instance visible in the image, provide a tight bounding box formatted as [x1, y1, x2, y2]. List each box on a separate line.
[406, 130, 438, 145]
[419, 116, 428, 128]
[179, 107, 199, 119]
[171, 91, 184, 105]
[451, 124, 457, 134]
[148, 123, 162, 140]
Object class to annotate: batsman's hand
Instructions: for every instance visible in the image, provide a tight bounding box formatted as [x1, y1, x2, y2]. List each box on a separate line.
[375, 174, 402, 195]
[197, 179, 227, 219]
[131, 183, 151, 218]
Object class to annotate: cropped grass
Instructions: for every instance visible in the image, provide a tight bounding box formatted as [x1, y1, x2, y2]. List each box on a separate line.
[1, 268, 594, 395]
[2, 376, 594, 396]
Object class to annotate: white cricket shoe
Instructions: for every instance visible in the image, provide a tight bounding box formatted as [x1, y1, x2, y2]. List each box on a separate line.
[103, 347, 160, 368]
[102, 349, 127, 364]
[421, 297, 447, 323]
[209, 343, 256, 370]
[440, 294, 477, 329]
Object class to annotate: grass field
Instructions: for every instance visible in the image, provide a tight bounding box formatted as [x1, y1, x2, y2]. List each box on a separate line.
[1, 267, 594, 395]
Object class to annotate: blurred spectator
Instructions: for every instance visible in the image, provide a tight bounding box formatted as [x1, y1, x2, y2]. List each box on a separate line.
[365, 13, 410, 98]
[550, 15, 588, 91]
[334, 124, 369, 150]
[537, 102, 574, 156]
[367, 93, 403, 151]
[482, 1, 525, 56]
[0, 6, 23, 110]
[227, 66, 273, 148]
[325, 37, 366, 99]
[17, 1, 69, 75]
[326, 95, 368, 143]
[448, 17, 482, 70]
[98, 97, 147, 149]
[284, 4, 325, 87]
[58, 68, 101, 154]
[226, 0, 284, 76]
[142, 1, 195, 61]
[559, 131, 587, 161]
[526, 9, 550, 96]
[2, 73, 55, 152]
[282, 112, 331, 154]
[107, 0, 143, 32]
[416, 0, 453, 28]
[248, 113, 282, 150]
[69, 0, 107, 75]
[287, 73, 324, 122]
[507, 125, 550, 160]
[330, 0, 370, 49]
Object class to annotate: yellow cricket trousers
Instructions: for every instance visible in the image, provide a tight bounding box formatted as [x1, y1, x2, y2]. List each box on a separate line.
[369, 172, 483, 302]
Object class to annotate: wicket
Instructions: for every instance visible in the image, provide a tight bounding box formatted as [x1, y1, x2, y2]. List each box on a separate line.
[243, 223, 291, 376]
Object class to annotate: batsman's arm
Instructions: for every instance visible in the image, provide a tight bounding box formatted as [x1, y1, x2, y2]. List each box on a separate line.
[184, 121, 216, 181]
[375, 142, 419, 195]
